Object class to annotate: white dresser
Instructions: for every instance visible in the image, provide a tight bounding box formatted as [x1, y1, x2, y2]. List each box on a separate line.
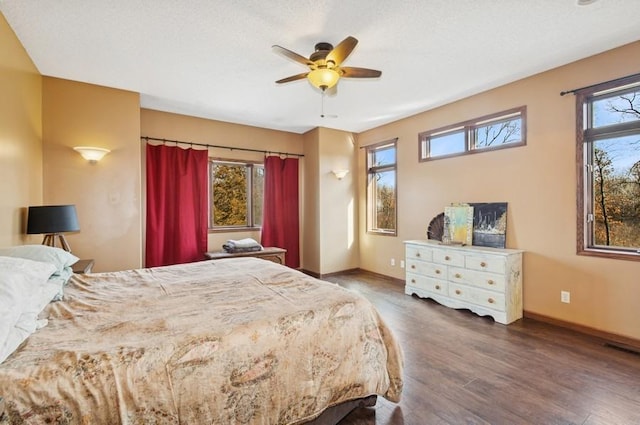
[404, 240, 523, 325]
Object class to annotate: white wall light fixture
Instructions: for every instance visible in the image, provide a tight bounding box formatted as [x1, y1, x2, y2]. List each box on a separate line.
[73, 146, 110, 163]
[331, 169, 349, 180]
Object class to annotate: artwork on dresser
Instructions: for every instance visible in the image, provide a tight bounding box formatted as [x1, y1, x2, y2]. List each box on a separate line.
[469, 202, 508, 248]
[443, 204, 474, 245]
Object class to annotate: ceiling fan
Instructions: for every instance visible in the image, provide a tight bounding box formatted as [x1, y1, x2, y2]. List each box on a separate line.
[272, 36, 381, 92]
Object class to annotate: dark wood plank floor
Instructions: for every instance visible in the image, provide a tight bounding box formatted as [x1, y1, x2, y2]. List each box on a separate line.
[323, 270, 640, 425]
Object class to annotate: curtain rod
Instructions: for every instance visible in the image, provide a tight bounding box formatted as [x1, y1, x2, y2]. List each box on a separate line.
[140, 136, 304, 158]
[560, 72, 640, 96]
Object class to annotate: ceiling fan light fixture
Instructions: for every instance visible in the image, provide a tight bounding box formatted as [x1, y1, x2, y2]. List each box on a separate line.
[307, 68, 340, 90]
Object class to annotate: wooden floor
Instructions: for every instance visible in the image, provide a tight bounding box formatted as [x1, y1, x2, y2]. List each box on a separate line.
[322, 270, 640, 425]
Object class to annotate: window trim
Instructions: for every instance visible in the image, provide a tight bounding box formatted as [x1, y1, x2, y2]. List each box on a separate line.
[209, 157, 264, 232]
[419, 106, 527, 162]
[366, 139, 398, 236]
[575, 74, 640, 261]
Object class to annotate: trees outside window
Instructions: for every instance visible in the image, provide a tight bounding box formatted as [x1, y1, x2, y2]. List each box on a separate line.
[577, 76, 640, 260]
[367, 140, 397, 235]
[419, 106, 526, 161]
[210, 160, 263, 229]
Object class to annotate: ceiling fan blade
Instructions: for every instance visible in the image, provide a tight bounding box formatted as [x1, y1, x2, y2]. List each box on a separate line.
[275, 72, 309, 84]
[326, 36, 358, 66]
[340, 67, 382, 78]
[272, 45, 314, 67]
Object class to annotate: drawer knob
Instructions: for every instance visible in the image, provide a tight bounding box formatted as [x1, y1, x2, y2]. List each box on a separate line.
[435, 269, 441, 275]
[416, 252, 421, 257]
[455, 273, 461, 278]
[487, 279, 495, 285]
[455, 289, 461, 295]
[445, 255, 450, 261]
[435, 285, 441, 290]
[480, 261, 487, 267]
[488, 297, 495, 304]
[411, 265, 416, 269]
[411, 279, 416, 283]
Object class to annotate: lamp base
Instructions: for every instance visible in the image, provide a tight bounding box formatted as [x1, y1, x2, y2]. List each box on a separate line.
[42, 233, 72, 252]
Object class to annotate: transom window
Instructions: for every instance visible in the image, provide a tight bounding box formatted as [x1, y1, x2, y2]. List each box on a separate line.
[419, 106, 526, 161]
[577, 76, 640, 260]
[366, 139, 397, 235]
[209, 159, 264, 230]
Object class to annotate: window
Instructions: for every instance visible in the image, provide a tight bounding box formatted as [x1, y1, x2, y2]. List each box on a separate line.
[366, 139, 397, 235]
[419, 106, 526, 161]
[577, 76, 640, 260]
[209, 159, 264, 230]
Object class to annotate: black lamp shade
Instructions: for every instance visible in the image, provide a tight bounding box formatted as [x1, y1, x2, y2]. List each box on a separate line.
[27, 205, 80, 234]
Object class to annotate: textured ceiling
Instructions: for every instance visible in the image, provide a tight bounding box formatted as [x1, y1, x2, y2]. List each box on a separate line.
[2, 0, 640, 134]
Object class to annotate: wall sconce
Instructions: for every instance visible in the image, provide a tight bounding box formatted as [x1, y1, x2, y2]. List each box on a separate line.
[73, 146, 110, 163]
[331, 169, 349, 180]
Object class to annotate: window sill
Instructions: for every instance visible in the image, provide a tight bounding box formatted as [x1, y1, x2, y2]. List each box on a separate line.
[209, 227, 262, 234]
[578, 248, 640, 262]
[367, 230, 397, 237]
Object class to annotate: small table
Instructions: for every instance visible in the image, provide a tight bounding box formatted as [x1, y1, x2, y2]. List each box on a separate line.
[205, 247, 286, 265]
[72, 259, 95, 274]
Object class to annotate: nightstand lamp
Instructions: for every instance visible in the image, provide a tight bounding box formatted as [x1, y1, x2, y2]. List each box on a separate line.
[27, 205, 80, 253]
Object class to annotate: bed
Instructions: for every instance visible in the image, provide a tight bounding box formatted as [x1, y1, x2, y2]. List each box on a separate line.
[0, 247, 403, 424]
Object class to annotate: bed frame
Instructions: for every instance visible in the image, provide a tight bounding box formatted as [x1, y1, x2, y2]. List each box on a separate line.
[307, 395, 377, 425]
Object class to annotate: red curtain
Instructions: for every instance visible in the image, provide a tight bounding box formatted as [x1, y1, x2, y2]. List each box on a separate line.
[146, 144, 208, 267]
[262, 156, 300, 268]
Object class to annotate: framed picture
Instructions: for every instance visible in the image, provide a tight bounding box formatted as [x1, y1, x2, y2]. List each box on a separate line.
[444, 204, 474, 245]
[469, 202, 508, 248]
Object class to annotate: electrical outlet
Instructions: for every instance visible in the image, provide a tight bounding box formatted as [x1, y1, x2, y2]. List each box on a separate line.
[390, 258, 395, 266]
[400, 260, 405, 268]
[561, 291, 570, 304]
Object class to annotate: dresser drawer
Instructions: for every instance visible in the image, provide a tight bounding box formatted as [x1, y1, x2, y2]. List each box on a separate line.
[448, 282, 471, 302]
[406, 244, 433, 262]
[406, 259, 447, 278]
[449, 283, 506, 312]
[433, 249, 464, 267]
[406, 273, 448, 296]
[466, 286, 506, 312]
[465, 254, 505, 274]
[448, 267, 505, 292]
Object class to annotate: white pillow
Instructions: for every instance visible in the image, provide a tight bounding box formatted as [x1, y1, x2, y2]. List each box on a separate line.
[0, 312, 39, 364]
[0, 245, 78, 274]
[0, 271, 31, 346]
[48, 270, 72, 301]
[0, 256, 57, 364]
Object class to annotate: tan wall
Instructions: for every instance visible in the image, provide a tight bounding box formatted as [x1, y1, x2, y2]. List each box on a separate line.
[302, 127, 359, 275]
[357, 41, 640, 341]
[140, 109, 304, 259]
[302, 128, 321, 273]
[0, 13, 42, 245]
[317, 127, 359, 274]
[42, 77, 142, 272]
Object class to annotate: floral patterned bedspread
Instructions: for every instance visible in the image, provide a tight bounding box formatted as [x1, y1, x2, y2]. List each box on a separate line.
[0, 258, 403, 424]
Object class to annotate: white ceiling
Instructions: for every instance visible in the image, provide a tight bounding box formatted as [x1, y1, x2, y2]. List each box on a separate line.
[2, 0, 640, 134]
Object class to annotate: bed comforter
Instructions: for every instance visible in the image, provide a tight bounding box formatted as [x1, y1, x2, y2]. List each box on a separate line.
[0, 258, 402, 424]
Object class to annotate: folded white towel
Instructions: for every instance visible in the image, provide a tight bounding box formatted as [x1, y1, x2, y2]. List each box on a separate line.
[226, 238, 262, 249]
